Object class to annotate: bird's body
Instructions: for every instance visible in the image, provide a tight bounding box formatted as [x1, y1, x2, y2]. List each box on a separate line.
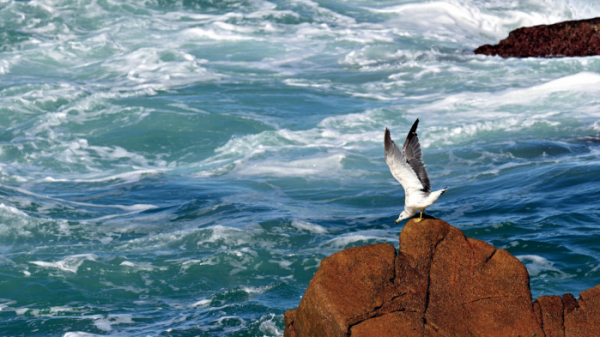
[384, 119, 446, 223]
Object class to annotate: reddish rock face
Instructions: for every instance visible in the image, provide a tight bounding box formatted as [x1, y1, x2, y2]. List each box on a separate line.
[533, 295, 564, 337]
[564, 285, 600, 337]
[350, 311, 423, 337]
[395, 219, 542, 336]
[284, 310, 297, 337]
[293, 243, 399, 337]
[533, 286, 600, 337]
[424, 228, 542, 336]
[474, 17, 600, 58]
[395, 217, 449, 314]
[284, 218, 600, 336]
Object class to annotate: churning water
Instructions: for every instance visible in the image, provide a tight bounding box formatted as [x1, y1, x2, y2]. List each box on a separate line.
[1, 0, 600, 335]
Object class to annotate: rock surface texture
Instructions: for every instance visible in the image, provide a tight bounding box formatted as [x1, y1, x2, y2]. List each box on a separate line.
[474, 17, 600, 58]
[284, 218, 600, 337]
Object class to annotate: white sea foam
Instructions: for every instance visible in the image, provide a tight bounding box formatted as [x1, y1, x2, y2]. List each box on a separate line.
[116, 228, 194, 252]
[66, 32, 124, 58]
[402, 73, 600, 145]
[190, 298, 211, 308]
[415, 115, 565, 148]
[41, 169, 163, 184]
[322, 232, 395, 249]
[425, 72, 600, 112]
[180, 256, 221, 271]
[373, 1, 509, 44]
[283, 79, 332, 88]
[51, 140, 167, 169]
[0, 59, 13, 75]
[1, 183, 157, 213]
[103, 47, 221, 92]
[0, 203, 28, 218]
[22, 307, 86, 320]
[0, 203, 39, 238]
[183, 27, 256, 41]
[30, 254, 97, 273]
[258, 314, 282, 336]
[0, 82, 87, 115]
[198, 125, 379, 177]
[100, 281, 148, 294]
[120, 261, 166, 272]
[318, 109, 382, 132]
[236, 153, 346, 177]
[198, 225, 246, 245]
[217, 315, 245, 326]
[0, 300, 16, 311]
[290, 220, 328, 234]
[63, 333, 103, 337]
[240, 284, 274, 295]
[119, 224, 276, 254]
[517, 255, 574, 278]
[373, 0, 600, 46]
[585, 263, 600, 276]
[93, 314, 134, 332]
[167, 103, 209, 115]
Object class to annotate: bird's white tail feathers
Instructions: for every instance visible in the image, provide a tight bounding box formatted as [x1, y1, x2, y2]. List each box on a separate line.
[428, 187, 447, 204]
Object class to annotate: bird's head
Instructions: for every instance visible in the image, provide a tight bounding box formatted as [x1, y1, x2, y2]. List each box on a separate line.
[394, 210, 412, 224]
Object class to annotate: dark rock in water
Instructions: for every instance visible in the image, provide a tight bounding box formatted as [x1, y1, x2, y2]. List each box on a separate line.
[284, 218, 600, 336]
[474, 17, 600, 58]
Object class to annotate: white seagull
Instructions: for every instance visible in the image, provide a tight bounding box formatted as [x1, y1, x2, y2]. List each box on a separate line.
[385, 119, 447, 223]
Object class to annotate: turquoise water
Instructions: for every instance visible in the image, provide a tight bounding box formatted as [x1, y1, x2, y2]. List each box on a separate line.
[1, 0, 600, 335]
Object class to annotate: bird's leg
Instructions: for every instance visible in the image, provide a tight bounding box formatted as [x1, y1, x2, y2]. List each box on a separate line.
[414, 211, 424, 223]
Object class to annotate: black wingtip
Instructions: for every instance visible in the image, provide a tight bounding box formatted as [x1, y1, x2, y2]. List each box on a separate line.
[384, 128, 391, 152]
[402, 119, 420, 152]
[408, 118, 419, 136]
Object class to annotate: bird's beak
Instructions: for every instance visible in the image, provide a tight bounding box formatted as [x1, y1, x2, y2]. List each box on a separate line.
[394, 219, 399, 224]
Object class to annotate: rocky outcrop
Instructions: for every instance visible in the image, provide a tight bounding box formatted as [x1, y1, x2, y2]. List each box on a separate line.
[292, 243, 399, 336]
[474, 17, 600, 58]
[534, 287, 600, 337]
[284, 218, 600, 336]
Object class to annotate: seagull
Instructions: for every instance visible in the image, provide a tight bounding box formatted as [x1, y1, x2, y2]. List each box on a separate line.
[384, 119, 447, 223]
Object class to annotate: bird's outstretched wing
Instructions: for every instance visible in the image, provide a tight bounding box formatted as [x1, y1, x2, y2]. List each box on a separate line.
[384, 126, 425, 196]
[402, 119, 431, 192]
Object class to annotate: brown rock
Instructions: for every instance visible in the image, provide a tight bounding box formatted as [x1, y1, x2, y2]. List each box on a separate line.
[564, 285, 600, 337]
[284, 310, 297, 337]
[562, 293, 578, 314]
[474, 17, 600, 58]
[533, 295, 564, 337]
[350, 311, 423, 337]
[293, 243, 399, 337]
[405, 220, 543, 336]
[284, 218, 600, 336]
[395, 218, 450, 313]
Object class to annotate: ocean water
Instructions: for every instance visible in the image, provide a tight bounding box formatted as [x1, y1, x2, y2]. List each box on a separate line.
[1, 0, 600, 335]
